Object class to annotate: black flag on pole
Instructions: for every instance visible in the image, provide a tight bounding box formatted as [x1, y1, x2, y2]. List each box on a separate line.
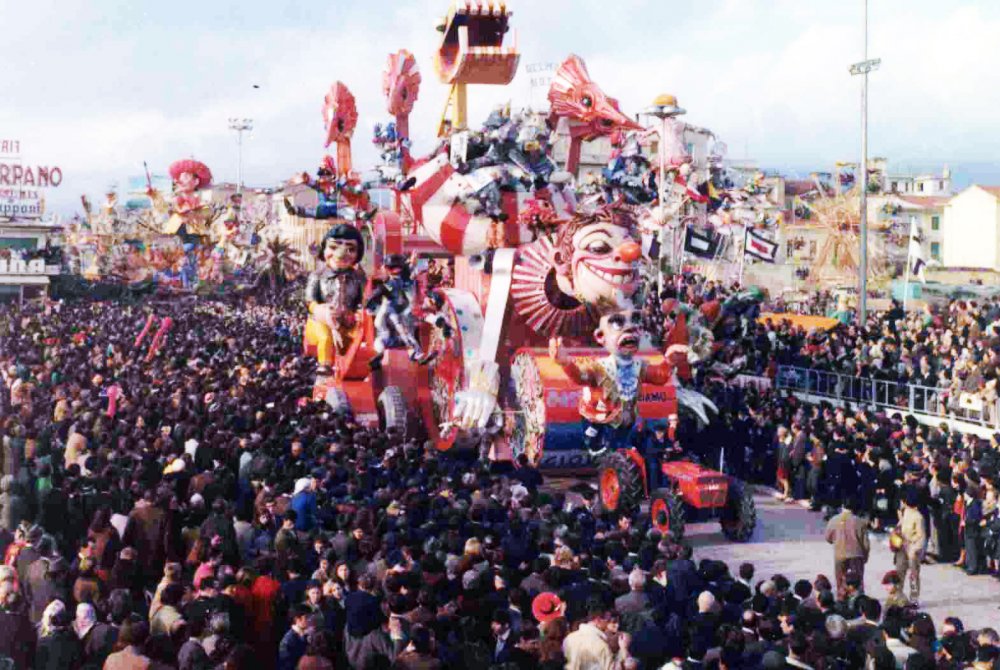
[683, 227, 720, 259]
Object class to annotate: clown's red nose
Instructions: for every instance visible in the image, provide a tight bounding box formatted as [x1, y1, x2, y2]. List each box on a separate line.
[615, 241, 641, 263]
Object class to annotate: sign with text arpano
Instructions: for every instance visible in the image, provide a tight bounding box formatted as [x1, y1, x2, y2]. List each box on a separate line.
[0, 258, 46, 274]
[0, 163, 62, 187]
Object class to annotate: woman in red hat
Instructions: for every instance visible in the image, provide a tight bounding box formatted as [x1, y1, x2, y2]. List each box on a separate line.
[531, 592, 565, 625]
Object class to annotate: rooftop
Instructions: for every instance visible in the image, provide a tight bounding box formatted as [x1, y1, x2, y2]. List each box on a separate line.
[895, 195, 950, 208]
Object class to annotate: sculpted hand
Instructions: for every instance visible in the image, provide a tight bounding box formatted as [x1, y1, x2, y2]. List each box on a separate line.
[330, 325, 344, 350]
[452, 390, 498, 430]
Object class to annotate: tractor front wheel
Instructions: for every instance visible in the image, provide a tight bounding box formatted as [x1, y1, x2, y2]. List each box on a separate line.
[650, 488, 686, 543]
[720, 485, 757, 542]
[597, 451, 644, 515]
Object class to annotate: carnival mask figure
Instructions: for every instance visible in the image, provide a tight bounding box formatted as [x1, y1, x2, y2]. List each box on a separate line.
[304, 224, 367, 375]
[553, 209, 642, 309]
[550, 307, 674, 453]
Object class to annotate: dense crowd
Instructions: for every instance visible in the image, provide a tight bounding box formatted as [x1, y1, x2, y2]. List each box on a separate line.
[0, 279, 997, 670]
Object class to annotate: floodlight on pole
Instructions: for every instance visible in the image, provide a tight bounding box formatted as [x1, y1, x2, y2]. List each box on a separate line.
[849, 0, 879, 326]
[228, 117, 254, 193]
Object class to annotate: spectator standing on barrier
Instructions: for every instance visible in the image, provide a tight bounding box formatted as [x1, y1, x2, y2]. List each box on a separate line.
[895, 490, 927, 605]
[824, 498, 870, 600]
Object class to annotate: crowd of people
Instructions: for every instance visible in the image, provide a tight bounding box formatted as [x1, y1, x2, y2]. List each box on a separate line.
[0, 275, 997, 670]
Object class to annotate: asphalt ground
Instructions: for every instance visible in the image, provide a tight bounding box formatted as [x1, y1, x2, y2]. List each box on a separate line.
[548, 478, 1000, 627]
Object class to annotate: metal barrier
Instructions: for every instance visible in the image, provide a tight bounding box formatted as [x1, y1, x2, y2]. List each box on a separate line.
[775, 365, 1000, 428]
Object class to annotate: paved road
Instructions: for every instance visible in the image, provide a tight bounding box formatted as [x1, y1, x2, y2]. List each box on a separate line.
[681, 490, 1000, 627]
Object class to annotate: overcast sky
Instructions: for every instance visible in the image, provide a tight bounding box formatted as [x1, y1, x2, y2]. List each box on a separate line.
[5, 0, 1000, 215]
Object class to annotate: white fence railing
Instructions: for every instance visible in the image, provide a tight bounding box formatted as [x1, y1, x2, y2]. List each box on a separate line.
[775, 365, 1000, 429]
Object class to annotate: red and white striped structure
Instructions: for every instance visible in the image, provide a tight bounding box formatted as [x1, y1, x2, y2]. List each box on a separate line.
[400, 154, 574, 257]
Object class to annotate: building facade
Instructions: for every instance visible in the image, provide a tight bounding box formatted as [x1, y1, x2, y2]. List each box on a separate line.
[943, 185, 1000, 270]
[0, 219, 63, 303]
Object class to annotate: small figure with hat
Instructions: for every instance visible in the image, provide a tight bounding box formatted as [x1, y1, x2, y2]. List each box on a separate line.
[366, 253, 434, 370]
[603, 132, 655, 205]
[284, 156, 340, 220]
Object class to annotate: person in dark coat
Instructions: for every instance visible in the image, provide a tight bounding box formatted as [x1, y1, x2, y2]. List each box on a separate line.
[25, 551, 71, 625]
[121, 490, 168, 584]
[277, 605, 311, 670]
[14, 525, 43, 587]
[0, 586, 34, 670]
[0, 475, 27, 533]
[199, 499, 239, 566]
[34, 606, 83, 670]
[933, 469, 960, 563]
[962, 486, 985, 575]
[74, 603, 116, 670]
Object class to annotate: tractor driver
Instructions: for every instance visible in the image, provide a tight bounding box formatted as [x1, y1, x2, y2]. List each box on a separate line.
[643, 418, 686, 490]
[550, 307, 675, 465]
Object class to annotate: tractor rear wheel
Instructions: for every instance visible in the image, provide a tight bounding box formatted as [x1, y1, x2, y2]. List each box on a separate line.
[650, 488, 685, 543]
[597, 451, 644, 514]
[720, 484, 757, 542]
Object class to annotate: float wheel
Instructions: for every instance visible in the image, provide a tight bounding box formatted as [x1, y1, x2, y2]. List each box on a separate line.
[720, 484, 757, 542]
[378, 386, 408, 435]
[650, 488, 686, 543]
[596, 450, 644, 514]
[325, 387, 352, 418]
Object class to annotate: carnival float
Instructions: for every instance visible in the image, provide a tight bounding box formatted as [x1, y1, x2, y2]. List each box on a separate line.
[289, 0, 774, 539]
[73, 154, 283, 291]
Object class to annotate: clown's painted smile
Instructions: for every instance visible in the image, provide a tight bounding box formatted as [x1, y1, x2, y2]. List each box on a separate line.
[578, 260, 636, 287]
[569, 222, 642, 304]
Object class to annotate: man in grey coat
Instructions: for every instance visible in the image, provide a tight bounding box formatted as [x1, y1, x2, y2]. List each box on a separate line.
[615, 569, 652, 616]
[824, 498, 870, 600]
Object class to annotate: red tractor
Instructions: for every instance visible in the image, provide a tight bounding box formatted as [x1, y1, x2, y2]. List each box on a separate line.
[596, 448, 757, 543]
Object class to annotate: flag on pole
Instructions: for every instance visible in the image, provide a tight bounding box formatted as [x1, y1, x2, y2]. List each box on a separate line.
[909, 217, 927, 282]
[744, 228, 778, 262]
[683, 227, 720, 258]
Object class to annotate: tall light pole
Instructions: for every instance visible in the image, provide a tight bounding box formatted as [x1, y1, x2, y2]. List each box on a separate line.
[228, 117, 253, 193]
[849, 0, 880, 324]
[645, 94, 686, 294]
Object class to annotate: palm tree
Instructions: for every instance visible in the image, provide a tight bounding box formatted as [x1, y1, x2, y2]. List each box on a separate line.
[254, 236, 302, 291]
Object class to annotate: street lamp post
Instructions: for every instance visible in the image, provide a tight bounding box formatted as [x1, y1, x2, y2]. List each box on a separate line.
[645, 94, 686, 294]
[228, 118, 254, 193]
[849, 0, 880, 325]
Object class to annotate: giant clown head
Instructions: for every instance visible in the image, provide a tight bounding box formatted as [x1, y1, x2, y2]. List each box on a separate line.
[168, 159, 213, 194]
[553, 206, 642, 309]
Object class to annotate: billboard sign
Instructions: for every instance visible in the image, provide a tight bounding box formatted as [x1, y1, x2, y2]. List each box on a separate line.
[0, 140, 61, 219]
[124, 174, 172, 210]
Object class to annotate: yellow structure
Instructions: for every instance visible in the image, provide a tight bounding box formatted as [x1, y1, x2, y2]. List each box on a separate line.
[434, 0, 520, 136]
